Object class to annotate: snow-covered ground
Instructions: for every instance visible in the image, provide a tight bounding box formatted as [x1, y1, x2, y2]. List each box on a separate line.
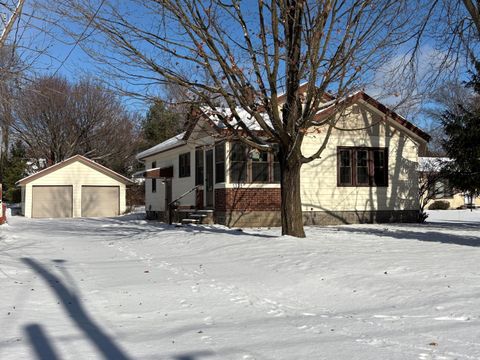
[1, 210, 480, 360]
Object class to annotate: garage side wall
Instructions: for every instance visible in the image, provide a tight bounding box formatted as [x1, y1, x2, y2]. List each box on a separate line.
[23, 161, 126, 218]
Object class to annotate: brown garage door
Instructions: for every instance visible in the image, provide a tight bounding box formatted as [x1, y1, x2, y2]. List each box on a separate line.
[32, 186, 73, 218]
[81, 186, 119, 217]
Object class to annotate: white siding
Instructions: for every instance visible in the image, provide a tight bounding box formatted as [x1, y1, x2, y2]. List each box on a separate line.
[20, 186, 25, 216]
[143, 145, 196, 211]
[300, 102, 421, 212]
[23, 161, 127, 218]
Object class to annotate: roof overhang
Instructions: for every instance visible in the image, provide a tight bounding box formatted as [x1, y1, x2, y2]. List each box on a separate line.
[16, 155, 134, 186]
[135, 166, 174, 179]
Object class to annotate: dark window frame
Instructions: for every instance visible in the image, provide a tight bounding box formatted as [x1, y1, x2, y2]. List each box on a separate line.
[179, 152, 191, 178]
[215, 142, 226, 183]
[337, 147, 389, 187]
[228, 141, 281, 184]
[195, 148, 204, 185]
[151, 161, 157, 193]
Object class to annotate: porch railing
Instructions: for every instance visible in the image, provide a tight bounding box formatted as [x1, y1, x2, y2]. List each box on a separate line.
[167, 185, 200, 225]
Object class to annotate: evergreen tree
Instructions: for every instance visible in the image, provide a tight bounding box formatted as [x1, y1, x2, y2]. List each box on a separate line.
[141, 100, 184, 149]
[441, 73, 480, 197]
[2, 140, 27, 202]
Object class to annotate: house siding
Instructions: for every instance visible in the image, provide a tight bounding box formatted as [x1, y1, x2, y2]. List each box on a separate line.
[22, 161, 127, 218]
[300, 102, 420, 213]
[140, 101, 426, 227]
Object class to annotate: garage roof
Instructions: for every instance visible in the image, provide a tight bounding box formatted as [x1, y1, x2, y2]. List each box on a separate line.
[16, 155, 133, 186]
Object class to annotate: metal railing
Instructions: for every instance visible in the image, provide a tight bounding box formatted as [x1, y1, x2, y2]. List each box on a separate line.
[167, 185, 199, 225]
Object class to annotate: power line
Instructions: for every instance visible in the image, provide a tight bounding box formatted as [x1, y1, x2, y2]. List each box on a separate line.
[52, 0, 106, 77]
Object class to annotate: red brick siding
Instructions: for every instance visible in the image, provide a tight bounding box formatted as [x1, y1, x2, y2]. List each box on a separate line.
[215, 188, 281, 211]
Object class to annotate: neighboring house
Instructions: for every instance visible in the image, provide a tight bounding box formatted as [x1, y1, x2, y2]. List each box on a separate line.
[17, 155, 132, 218]
[418, 157, 480, 209]
[136, 88, 430, 227]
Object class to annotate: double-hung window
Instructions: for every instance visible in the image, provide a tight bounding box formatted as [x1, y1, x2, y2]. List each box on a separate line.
[215, 143, 226, 183]
[337, 147, 388, 187]
[229, 142, 248, 182]
[228, 142, 281, 183]
[195, 148, 204, 185]
[179, 152, 191, 178]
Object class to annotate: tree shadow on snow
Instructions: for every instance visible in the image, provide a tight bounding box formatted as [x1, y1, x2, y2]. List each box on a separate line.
[22, 257, 132, 360]
[84, 216, 279, 239]
[24, 324, 61, 360]
[21, 257, 215, 360]
[339, 223, 480, 247]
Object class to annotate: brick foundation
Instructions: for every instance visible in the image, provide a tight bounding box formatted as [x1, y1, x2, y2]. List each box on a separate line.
[215, 209, 418, 228]
[215, 188, 281, 211]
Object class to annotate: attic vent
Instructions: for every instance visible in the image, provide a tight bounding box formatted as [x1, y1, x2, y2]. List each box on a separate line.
[352, 105, 360, 114]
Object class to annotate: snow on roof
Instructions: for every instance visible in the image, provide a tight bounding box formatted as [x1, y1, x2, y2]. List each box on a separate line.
[204, 107, 272, 131]
[136, 132, 187, 160]
[418, 157, 451, 172]
[202, 95, 343, 132]
[16, 154, 133, 185]
[136, 91, 429, 160]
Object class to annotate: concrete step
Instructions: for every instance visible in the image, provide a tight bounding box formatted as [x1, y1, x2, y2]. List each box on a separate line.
[181, 218, 199, 224]
[189, 213, 208, 219]
[195, 209, 214, 213]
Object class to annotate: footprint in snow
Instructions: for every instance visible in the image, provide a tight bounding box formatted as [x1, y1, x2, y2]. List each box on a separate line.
[179, 299, 191, 308]
[200, 335, 214, 345]
[203, 316, 214, 325]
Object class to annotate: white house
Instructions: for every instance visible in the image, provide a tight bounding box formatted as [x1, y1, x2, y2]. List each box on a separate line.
[136, 88, 430, 227]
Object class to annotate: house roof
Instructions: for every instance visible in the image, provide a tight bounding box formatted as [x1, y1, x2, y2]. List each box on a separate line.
[189, 91, 430, 142]
[137, 90, 430, 159]
[336, 92, 431, 142]
[136, 132, 187, 160]
[16, 154, 133, 186]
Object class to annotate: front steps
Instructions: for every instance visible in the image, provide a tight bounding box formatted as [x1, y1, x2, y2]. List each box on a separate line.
[180, 209, 214, 225]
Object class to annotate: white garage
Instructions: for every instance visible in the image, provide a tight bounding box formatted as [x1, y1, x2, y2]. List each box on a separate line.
[17, 155, 132, 218]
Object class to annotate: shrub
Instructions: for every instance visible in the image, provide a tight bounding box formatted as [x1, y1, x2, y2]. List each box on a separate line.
[428, 200, 450, 210]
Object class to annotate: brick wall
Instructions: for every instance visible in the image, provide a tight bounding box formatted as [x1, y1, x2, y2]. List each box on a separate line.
[215, 188, 281, 211]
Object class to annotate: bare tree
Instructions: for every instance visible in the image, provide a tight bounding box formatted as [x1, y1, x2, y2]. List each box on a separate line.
[0, 0, 25, 48]
[12, 75, 141, 174]
[52, 0, 426, 237]
[418, 158, 448, 222]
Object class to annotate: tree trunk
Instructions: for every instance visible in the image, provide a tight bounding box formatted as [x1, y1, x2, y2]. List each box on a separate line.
[279, 151, 305, 237]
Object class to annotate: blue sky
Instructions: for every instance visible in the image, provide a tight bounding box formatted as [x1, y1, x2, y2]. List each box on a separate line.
[10, 0, 474, 129]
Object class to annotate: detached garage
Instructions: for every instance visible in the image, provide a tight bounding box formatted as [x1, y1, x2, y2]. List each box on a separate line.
[17, 155, 132, 218]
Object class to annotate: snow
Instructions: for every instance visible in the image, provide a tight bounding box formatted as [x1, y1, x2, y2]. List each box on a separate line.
[418, 157, 451, 172]
[136, 132, 187, 160]
[205, 107, 272, 131]
[1, 210, 480, 359]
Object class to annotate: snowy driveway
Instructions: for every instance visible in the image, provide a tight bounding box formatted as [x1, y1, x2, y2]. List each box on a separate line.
[1, 211, 480, 359]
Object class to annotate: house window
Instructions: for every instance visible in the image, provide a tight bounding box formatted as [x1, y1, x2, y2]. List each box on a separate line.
[431, 179, 454, 199]
[229, 142, 248, 182]
[337, 147, 388, 187]
[179, 152, 191, 178]
[229, 142, 280, 183]
[195, 148, 204, 185]
[251, 150, 269, 182]
[215, 143, 225, 183]
[151, 161, 157, 193]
